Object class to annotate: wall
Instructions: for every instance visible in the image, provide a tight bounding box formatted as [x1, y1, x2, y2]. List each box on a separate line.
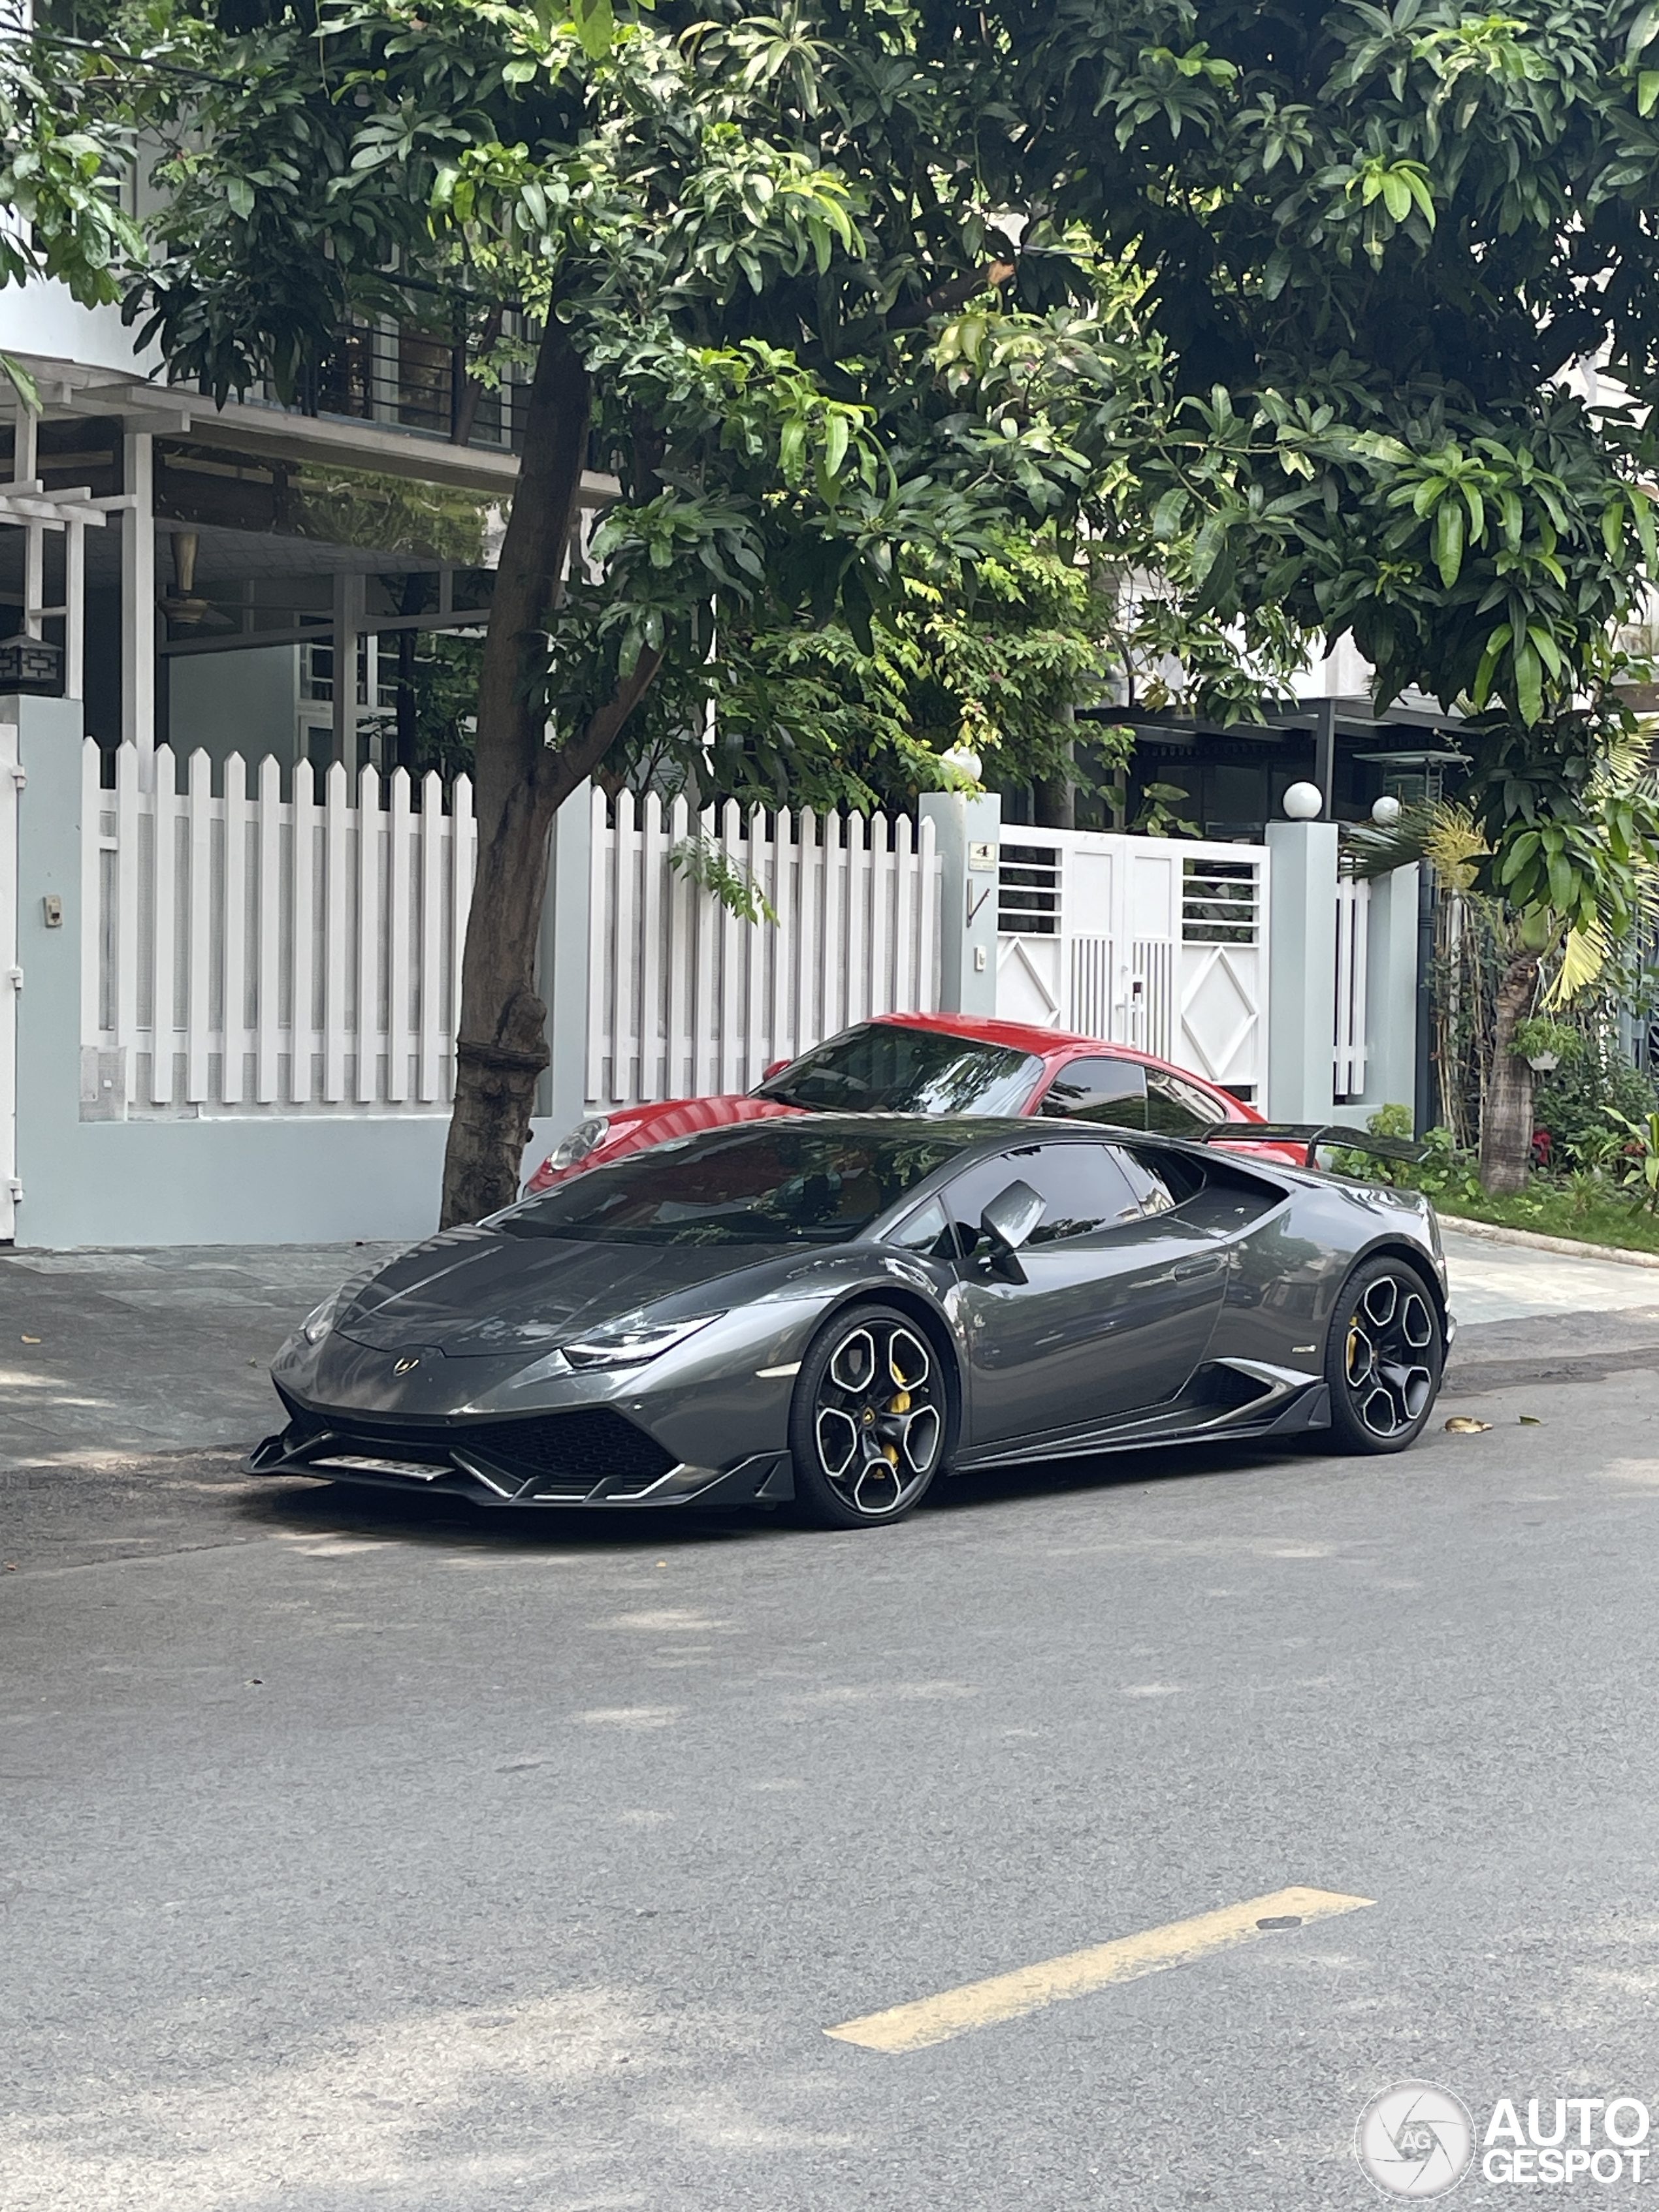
[7, 696, 553, 1247]
[169, 647, 300, 771]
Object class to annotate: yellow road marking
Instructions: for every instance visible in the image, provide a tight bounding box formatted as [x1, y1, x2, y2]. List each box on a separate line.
[824, 1885, 1374, 2054]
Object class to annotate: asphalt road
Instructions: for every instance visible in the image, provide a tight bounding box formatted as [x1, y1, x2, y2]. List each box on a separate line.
[3, 1253, 1659, 2207]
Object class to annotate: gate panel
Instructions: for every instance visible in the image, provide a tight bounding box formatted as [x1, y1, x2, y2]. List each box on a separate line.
[997, 826, 1270, 1100]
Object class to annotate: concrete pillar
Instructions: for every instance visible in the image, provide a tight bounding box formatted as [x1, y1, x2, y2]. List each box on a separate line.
[8, 694, 87, 1245]
[1266, 818, 1338, 1124]
[919, 790, 1001, 1016]
[120, 432, 155, 772]
[537, 778, 594, 1134]
[1353, 861, 1420, 1124]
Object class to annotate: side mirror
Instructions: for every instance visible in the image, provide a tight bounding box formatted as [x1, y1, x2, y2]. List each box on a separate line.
[977, 1178, 1045, 1281]
[761, 1058, 790, 1081]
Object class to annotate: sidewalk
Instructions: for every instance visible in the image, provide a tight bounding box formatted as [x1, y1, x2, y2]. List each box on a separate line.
[0, 1243, 400, 1467]
[1, 1228, 1656, 1471]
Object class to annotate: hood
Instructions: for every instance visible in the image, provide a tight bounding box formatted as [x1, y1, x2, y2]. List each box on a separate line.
[332, 1225, 780, 1358]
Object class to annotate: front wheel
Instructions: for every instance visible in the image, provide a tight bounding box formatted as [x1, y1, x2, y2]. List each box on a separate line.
[788, 1304, 952, 1529]
[1323, 1255, 1443, 1454]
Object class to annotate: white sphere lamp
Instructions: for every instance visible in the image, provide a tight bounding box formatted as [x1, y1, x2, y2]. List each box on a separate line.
[1370, 793, 1402, 827]
[1282, 781, 1323, 821]
[941, 745, 982, 784]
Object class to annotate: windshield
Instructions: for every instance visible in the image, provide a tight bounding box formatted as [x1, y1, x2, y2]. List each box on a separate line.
[498, 1125, 972, 1246]
[757, 1023, 1041, 1116]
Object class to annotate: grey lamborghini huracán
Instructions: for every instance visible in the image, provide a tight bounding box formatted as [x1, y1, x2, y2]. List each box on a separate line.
[253, 1115, 1453, 1530]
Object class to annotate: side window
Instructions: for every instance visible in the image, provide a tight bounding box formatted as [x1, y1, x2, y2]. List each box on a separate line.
[884, 1195, 954, 1258]
[1037, 1056, 1148, 1130]
[941, 1143, 1146, 1251]
[1112, 1147, 1178, 1218]
[1144, 1069, 1228, 1137]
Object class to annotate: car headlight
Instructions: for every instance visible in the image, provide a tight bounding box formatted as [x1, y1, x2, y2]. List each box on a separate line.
[561, 1313, 724, 1369]
[546, 1116, 610, 1173]
[300, 1289, 346, 1345]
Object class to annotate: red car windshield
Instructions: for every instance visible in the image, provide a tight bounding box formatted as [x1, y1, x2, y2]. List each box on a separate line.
[756, 1024, 1041, 1117]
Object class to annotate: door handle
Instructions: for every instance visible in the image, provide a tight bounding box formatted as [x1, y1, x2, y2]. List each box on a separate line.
[1173, 1253, 1225, 1281]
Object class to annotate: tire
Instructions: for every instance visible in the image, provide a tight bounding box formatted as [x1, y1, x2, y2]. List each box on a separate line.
[788, 1302, 954, 1528]
[1323, 1255, 1443, 1455]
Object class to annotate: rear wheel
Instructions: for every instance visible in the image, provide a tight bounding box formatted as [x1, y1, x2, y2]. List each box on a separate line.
[1324, 1255, 1443, 1454]
[788, 1303, 951, 1529]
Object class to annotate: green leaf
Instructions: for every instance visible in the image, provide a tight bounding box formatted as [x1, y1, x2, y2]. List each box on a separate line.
[227, 176, 255, 219]
[0, 353, 40, 415]
[1433, 496, 1464, 587]
[572, 0, 614, 61]
[1641, 69, 1659, 115]
[1515, 639, 1543, 725]
[1634, 489, 1659, 576]
[1189, 511, 1227, 585]
[1151, 486, 1189, 541]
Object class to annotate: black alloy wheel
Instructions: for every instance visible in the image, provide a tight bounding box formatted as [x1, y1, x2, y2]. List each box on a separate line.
[788, 1303, 951, 1528]
[1324, 1255, 1443, 1454]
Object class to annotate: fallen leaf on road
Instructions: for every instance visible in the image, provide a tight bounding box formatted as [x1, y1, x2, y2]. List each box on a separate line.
[1518, 1415, 1542, 1424]
[20, 1334, 39, 1344]
[1444, 1417, 1492, 1434]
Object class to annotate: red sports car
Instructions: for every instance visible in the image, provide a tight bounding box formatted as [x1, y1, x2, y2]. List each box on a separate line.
[525, 1013, 1300, 1194]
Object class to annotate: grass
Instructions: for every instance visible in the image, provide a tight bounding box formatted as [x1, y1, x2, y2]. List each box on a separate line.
[1434, 1183, 1659, 1255]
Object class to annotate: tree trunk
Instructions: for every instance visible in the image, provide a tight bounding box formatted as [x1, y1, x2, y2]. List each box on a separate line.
[1479, 945, 1541, 1194]
[1033, 705, 1076, 829]
[439, 329, 661, 1227]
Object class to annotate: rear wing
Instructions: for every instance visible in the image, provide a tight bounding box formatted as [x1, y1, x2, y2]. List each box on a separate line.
[1197, 1123, 1425, 1172]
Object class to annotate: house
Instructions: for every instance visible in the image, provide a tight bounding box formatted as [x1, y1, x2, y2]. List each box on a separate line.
[0, 285, 614, 772]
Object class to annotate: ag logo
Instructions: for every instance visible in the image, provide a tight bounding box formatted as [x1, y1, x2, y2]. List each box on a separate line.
[392, 1354, 421, 1377]
[1355, 2081, 1475, 2198]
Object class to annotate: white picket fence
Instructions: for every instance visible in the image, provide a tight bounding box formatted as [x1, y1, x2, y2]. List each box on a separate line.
[80, 745, 941, 1124]
[586, 788, 940, 1106]
[82, 742, 476, 1115]
[1334, 872, 1372, 1102]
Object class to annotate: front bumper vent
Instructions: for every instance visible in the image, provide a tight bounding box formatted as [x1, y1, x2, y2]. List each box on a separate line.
[256, 1405, 676, 1503]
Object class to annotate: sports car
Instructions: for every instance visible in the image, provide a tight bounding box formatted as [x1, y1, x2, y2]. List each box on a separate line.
[253, 1114, 1453, 1530]
[523, 1012, 1304, 1193]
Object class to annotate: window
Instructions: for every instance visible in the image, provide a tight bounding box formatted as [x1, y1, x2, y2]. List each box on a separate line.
[500, 1125, 972, 1247]
[1038, 1056, 1148, 1129]
[941, 1142, 1150, 1251]
[1116, 1150, 1177, 1219]
[756, 1023, 1042, 1117]
[883, 1195, 954, 1258]
[1145, 1070, 1229, 1138]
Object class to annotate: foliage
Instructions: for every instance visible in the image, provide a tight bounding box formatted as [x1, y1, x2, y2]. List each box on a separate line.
[1511, 1015, 1579, 1066]
[667, 830, 778, 925]
[1132, 780, 1202, 839]
[1432, 1177, 1659, 1255]
[597, 525, 1138, 814]
[0, 29, 141, 311]
[1612, 1108, 1659, 1210]
[1540, 1035, 1659, 1164]
[992, 0, 1659, 928]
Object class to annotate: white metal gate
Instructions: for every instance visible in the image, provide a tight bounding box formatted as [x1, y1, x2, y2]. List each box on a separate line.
[0, 719, 18, 1238]
[996, 827, 1270, 1100]
[1334, 873, 1372, 1102]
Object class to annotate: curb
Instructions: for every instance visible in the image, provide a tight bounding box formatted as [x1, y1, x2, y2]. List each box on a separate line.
[1438, 1213, 1659, 1271]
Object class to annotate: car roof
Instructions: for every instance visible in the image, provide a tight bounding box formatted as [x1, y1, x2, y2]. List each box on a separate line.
[867, 1009, 1176, 1069]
